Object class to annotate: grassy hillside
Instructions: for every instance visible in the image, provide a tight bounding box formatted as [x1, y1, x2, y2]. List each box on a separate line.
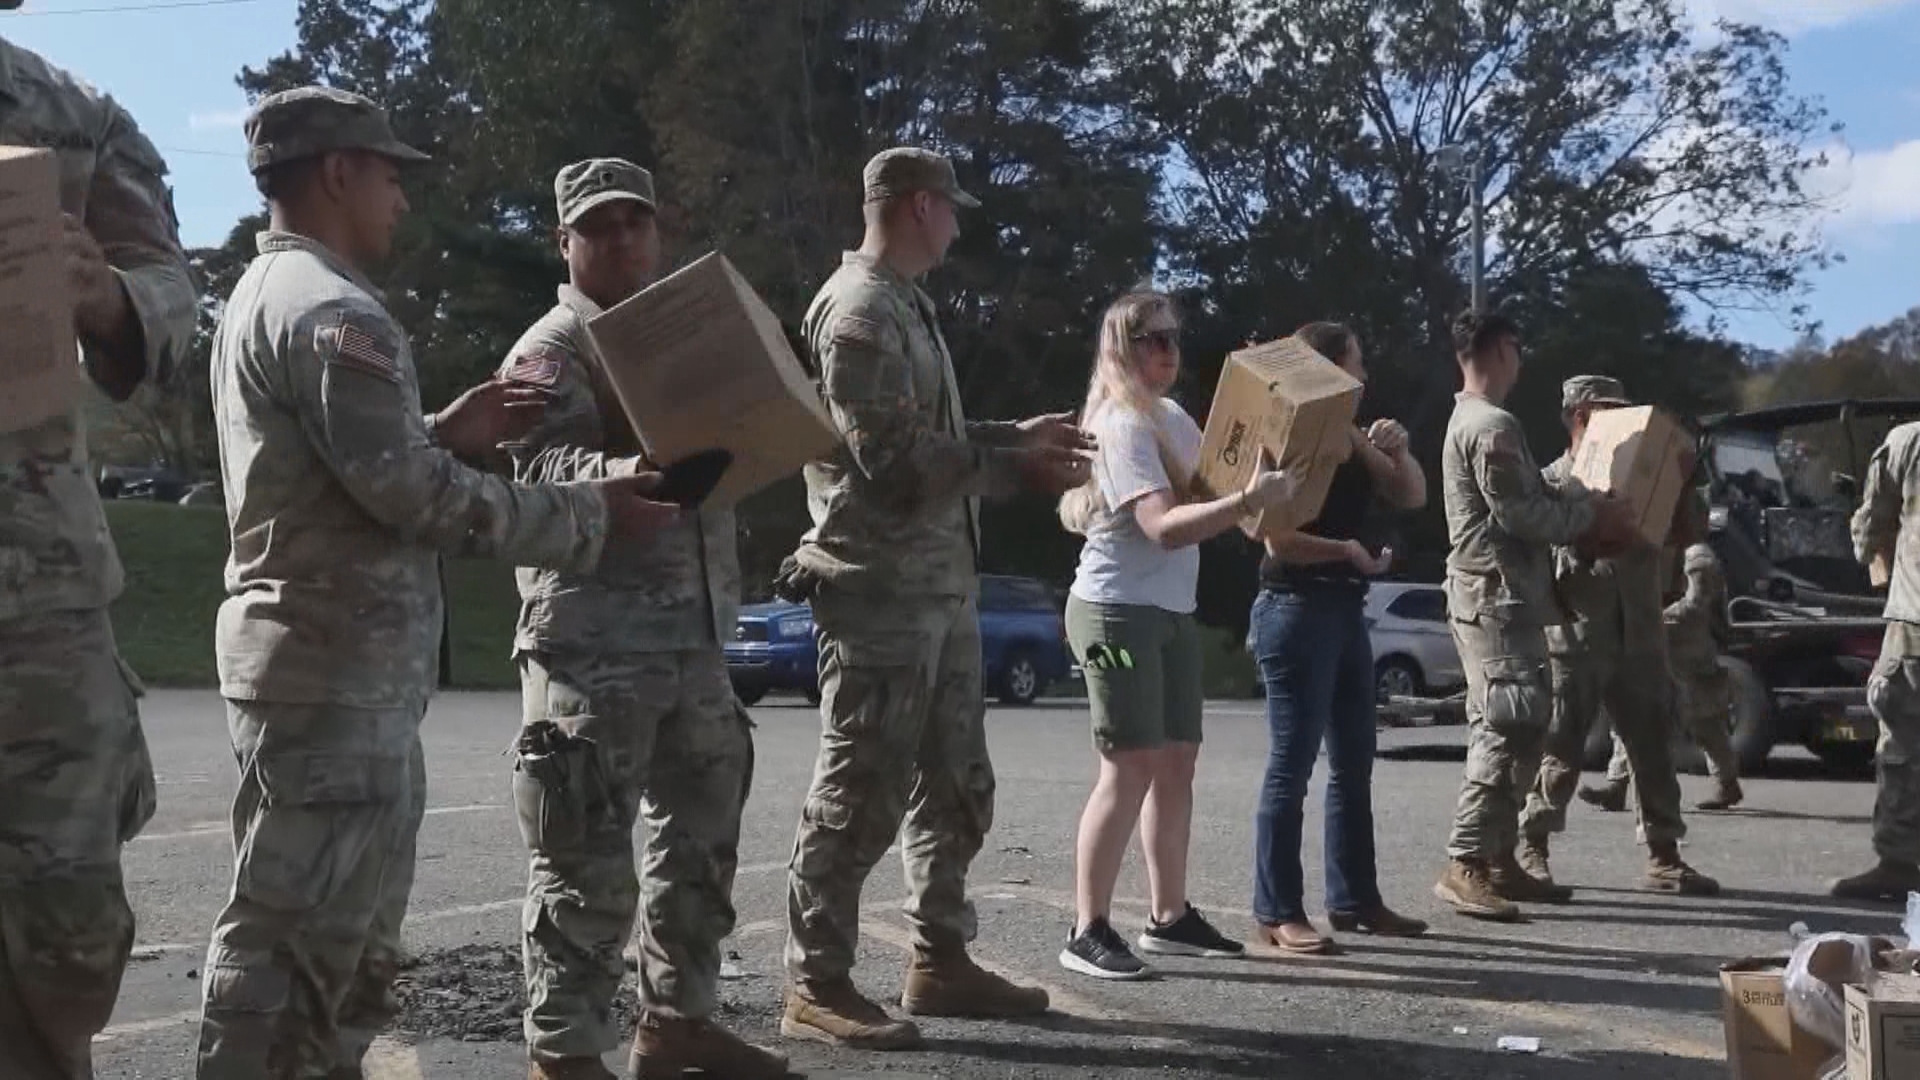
[106, 502, 521, 689]
[103, 501, 1260, 698]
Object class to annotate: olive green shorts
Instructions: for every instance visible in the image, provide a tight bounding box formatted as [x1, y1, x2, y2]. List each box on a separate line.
[1065, 595, 1204, 753]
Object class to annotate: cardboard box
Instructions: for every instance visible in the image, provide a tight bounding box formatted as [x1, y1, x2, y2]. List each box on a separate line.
[586, 252, 838, 507]
[0, 145, 79, 435]
[1192, 337, 1362, 537]
[1721, 957, 1839, 1080]
[1569, 404, 1692, 549]
[1845, 974, 1920, 1080]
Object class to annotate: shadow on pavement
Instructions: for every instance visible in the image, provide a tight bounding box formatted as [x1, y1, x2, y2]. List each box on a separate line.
[1155, 954, 1723, 1015]
[931, 1018, 1725, 1079]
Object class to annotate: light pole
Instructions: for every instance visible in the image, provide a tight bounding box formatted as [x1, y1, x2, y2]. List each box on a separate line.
[1435, 143, 1485, 315]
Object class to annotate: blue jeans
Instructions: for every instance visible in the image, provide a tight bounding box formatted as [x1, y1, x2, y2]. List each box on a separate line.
[1250, 585, 1380, 924]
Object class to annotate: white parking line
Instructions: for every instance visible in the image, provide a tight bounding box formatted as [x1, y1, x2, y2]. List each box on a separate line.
[364, 1038, 427, 1080]
[133, 803, 507, 844]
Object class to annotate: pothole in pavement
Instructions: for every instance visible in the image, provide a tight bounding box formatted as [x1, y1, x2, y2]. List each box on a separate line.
[391, 943, 759, 1044]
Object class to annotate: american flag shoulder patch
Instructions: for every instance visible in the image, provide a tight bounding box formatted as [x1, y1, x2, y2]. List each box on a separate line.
[503, 346, 566, 388]
[319, 315, 402, 383]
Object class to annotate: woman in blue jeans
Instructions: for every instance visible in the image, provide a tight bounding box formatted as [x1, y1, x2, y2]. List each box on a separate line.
[1250, 322, 1430, 953]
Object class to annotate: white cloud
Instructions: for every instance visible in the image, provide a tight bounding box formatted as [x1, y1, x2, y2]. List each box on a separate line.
[1685, 0, 1918, 34]
[188, 108, 250, 131]
[1807, 138, 1920, 231]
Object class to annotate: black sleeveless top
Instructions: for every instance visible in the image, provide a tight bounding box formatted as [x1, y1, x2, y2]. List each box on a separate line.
[1258, 452, 1377, 593]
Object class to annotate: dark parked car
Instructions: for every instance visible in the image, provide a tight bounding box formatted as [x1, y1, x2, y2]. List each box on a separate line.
[725, 573, 1075, 707]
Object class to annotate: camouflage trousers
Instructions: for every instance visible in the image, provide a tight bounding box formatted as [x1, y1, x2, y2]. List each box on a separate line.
[512, 646, 752, 1062]
[196, 699, 428, 1080]
[1445, 614, 1550, 861]
[0, 609, 155, 1080]
[1522, 647, 1686, 846]
[1868, 621, 1920, 866]
[785, 589, 993, 984]
[1605, 665, 1738, 787]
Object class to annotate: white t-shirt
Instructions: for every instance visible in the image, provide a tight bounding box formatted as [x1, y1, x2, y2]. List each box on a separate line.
[1070, 398, 1204, 613]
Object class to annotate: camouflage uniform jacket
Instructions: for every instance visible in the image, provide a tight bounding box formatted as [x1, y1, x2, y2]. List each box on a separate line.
[0, 36, 196, 624]
[1540, 453, 1666, 656]
[792, 251, 1024, 599]
[1854, 420, 1920, 630]
[496, 284, 739, 654]
[211, 232, 611, 709]
[1441, 393, 1595, 628]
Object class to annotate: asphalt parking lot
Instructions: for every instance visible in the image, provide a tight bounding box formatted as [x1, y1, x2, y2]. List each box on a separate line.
[95, 689, 1899, 1078]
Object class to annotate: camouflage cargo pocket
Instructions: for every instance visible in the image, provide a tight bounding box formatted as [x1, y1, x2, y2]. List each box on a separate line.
[1477, 656, 1548, 733]
[112, 653, 156, 844]
[510, 722, 611, 855]
[1869, 657, 1920, 730]
[235, 752, 408, 912]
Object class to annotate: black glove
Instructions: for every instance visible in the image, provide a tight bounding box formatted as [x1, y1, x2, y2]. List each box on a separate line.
[771, 554, 821, 604]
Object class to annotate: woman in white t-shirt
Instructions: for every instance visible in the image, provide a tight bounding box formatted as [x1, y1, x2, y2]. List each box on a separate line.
[1054, 290, 1293, 980]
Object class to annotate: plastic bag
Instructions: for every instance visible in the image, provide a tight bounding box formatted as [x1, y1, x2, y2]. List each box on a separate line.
[1784, 931, 1876, 1052]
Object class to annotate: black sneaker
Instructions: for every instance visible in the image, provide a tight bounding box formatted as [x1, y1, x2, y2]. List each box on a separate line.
[1058, 918, 1151, 981]
[1138, 904, 1245, 959]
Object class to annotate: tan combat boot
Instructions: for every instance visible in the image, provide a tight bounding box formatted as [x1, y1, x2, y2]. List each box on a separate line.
[1829, 859, 1920, 903]
[526, 1057, 617, 1080]
[900, 947, 1050, 1018]
[1492, 848, 1574, 903]
[629, 1011, 788, 1080]
[1695, 779, 1744, 811]
[781, 978, 923, 1050]
[1645, 841, 1720, 895]
[1432, 858, 1520, 922]
[1577, 780, 1628, 812]
[1517, 836, 1557, 887]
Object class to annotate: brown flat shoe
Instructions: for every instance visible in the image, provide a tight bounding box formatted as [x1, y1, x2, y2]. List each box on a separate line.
[1254, 920, 1335, 954]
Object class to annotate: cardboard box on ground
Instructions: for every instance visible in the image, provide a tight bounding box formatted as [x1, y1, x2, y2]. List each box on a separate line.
[1569, 405, 1693, 549]
[1845, 973, 1920, 1080]
[587, 252, 838, 508]
[1192, 337, 1363, 538]
[1722, 957, 1840, 1080]
[0, 145, 79, 435]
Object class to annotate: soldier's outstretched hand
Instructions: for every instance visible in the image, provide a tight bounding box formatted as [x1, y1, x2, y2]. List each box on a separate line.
[1014, 444, 1092, 495]
[594, 470, 682, 539]
[434, 378, 552, 459]
[1016, 411, 1097, 454]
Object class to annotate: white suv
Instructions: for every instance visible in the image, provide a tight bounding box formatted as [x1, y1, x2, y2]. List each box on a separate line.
[1364, 582, 1463, 702]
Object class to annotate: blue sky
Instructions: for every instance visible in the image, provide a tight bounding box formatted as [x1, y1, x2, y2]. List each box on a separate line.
[6, 0, 1918, 351]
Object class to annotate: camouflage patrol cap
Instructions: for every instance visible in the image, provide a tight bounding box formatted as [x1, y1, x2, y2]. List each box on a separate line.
[862, 147, 979, 208]
[243, 86, 430, 174]
[1562, 375, 1633, 413]
[555, 158, 656, 228]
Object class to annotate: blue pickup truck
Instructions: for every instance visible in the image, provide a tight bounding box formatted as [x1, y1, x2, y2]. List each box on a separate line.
[725, 574, 1076, 707]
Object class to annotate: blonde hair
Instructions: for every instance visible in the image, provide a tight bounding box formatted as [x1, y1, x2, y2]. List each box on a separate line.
[1058, 290, 1191, 535]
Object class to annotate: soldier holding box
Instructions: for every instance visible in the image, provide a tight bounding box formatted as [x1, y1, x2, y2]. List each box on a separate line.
[1516, 376, 1718, 899]
[0, 18, 198, 1078]
[494, 157, 783, 1080]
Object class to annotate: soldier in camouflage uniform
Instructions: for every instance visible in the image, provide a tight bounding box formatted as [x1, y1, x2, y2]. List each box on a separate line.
[1581, 503, 1743, 813]
[778, 148, 1091, 1049]
[1832, 420, 1920, 902]
[1432, 316, 1639, 922]
[497, 159, 784, 1080]
[1516, 377, 1718, 898]
[197, 89, 680, 1079]
[0, 19, 198, 1078]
